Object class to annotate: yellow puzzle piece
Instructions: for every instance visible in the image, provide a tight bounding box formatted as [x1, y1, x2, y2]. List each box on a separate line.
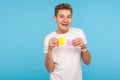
[58, 37, 65, 45]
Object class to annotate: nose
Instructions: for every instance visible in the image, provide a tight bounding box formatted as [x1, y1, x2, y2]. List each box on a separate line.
[63, 18, 68, 23]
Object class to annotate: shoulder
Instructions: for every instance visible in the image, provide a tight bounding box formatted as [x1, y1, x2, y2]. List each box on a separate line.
[44, 31, 56, 40]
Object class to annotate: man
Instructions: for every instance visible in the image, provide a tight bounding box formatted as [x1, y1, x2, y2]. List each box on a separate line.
[44, 3, 91, 80]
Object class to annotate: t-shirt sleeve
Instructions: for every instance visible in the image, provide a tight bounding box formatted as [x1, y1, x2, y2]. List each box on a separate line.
[81, 30, 87, 44]
[44, 36, 49, 54]
[78, 29, 87, 44]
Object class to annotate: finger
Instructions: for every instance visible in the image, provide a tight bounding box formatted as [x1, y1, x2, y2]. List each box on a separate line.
[73, 38, 84, 44]
[50, 43, 56, 47]
[54, 38, 59, 43]
[73, 40, 80, 45]
[73, 40, 80, 44]
[73, 41, 81, 46]
[56, 40, 59, 46]
[53, 41, 59, 46]
[50, 37, 57, 41]
[73, 41, 85, 46]
[80, 39, 84, 45]
[51, 38, 58, 43]
[51, 41, 59, 47]
[53, 40, 59, 46]
[73, 38, 81, 43]
[53, 38, 59, 46]
[50, 38, 56, 43]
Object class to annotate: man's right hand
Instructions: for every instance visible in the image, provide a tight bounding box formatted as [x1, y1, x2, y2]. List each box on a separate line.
[49, 37, 59, 50]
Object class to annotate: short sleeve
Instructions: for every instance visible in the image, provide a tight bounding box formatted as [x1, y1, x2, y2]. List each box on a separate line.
[44, 36, 49, 54]
[81, 30, 87, 44]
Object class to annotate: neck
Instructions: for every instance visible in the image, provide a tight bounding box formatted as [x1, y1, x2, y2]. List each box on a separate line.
[56, 29, 69, 34]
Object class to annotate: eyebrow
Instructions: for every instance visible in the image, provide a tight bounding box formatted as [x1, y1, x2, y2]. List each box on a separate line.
[58, 14, 71, 16]
[68, 15, 71, 16]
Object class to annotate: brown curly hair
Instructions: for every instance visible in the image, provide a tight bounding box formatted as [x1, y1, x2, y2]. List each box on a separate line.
[54, 3, 72, 16]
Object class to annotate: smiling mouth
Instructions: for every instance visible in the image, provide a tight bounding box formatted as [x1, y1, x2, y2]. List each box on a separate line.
[61, 23, 69, 26]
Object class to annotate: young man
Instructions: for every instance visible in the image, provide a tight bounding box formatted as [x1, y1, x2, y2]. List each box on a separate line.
[44, 3, 91, 80]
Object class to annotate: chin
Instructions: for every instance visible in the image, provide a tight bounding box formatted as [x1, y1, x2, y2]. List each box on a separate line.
[62, 26, 69, 30]
[62, 27, 68, 30]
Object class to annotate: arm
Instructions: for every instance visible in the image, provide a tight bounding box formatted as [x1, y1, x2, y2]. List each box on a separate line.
[73, 38, 91, 65]
[81, 44, 91, 65]
[45, 47, 55, 73]
[45, 38, 58, 73]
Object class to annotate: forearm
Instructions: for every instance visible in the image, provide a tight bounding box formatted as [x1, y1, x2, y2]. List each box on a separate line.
[81, 50, 91, 65]
[45, 49, 55, 73]
[81, 44, 91, 65]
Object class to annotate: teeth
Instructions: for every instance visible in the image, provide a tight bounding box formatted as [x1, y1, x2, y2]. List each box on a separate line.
[62, 24, 68, 26]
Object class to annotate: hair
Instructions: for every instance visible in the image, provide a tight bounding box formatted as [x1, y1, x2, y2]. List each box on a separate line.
[54, 3, 72, 16]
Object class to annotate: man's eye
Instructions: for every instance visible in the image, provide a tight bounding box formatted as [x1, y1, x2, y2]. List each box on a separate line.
[60, 16, 64, 18]
[67, 16, 71, 18]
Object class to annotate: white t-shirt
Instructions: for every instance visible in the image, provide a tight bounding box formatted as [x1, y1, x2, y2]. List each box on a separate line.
[44, 28, 87, 80]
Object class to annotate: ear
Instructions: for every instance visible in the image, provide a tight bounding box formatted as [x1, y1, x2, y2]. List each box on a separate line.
[54, 16, 57, 21]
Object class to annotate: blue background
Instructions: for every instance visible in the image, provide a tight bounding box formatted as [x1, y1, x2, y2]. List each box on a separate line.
[0, 0, 120, 80]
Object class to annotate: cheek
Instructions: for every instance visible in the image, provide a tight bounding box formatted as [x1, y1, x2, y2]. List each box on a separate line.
[59, 19, 64, 22]
[68, 19, 72, 23]
[56, 18, 62, 22]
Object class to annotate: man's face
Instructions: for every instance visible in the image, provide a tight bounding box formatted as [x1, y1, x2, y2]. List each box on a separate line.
[54, 10, 72, 32]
